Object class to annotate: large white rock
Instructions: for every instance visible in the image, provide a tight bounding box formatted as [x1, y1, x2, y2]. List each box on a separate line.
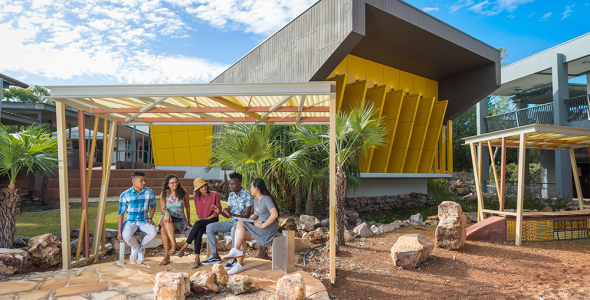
[353, 223, 373, 238]
[435, 201, 467, 250]
[190, 270, 219, 294]
[390, 234, 434, 268]
[409, 213, 423, 224]
[28, 234, 61, 268]
[154, 272, 191, 300]
[370, 225, 381, 235]
[299, 215, 320, 231]
[226, 275, 258, 295]
[276, 273, 306, 300]
[212, 263, 229, 286]
[0, 248, 28, 276]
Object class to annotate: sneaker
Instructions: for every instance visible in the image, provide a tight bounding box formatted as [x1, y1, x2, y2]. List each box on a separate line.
[224, 259, 236, 270]
[201, 255, 221, 265]
[227, 262, 244, 275]
[130, 247, 139, 263]
[223, 248, 244, 260]
[137, 247, 146, 264]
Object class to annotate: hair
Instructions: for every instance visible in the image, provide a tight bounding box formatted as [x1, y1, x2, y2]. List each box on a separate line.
[229, 172, 242, 183]
[194, 183, 211, 200]
[131, 171, 145, 180]
[251, 178, 280, 218]
[161, 174, 186, 200]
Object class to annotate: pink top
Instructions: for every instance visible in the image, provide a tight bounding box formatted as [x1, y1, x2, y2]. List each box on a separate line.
[194, 191, 221, 220]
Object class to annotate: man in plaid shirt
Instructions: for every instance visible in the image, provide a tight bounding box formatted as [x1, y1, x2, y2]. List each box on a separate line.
[117, 171, 157, 264]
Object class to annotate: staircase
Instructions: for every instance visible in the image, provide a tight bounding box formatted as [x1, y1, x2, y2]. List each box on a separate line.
[37, 169, 194, 200]
[0, 173, 32, 201]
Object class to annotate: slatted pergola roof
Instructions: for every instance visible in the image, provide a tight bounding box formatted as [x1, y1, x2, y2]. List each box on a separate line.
[46, 82, 335, 126]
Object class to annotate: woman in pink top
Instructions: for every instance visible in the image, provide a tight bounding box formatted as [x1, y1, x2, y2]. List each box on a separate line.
[176, 177, 221, 268]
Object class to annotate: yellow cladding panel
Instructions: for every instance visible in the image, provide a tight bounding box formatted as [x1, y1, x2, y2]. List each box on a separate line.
[447, 120, 453, 174]
[153, 132, 172, 149]
[157, 148, 175, 166]
[384, 66, 400, 92]
[403, 97, 435, 173]
[400, 71, 414, 94]
[187, 125, 201, 131]
[326, 74, 347, 112]
[151, 134, 159, 165]
[414, 76, 428, 96]
[188, 130, 201, 143]
[152, 126, 170, 134]
[328, 56, 348, 78]
[203, 126, 213, 138]
[426, 79, 438, 99]
[170, 125, 188, 132]
[171, 130, 190, 148]
[366, 60, 384, 87]
[174, 147, 191, 166]
[347, 55, 367, 84]
[387, 94, 420, 173]
[418, 100, 448, 173]
[363, 85, 388, 172]
[191, 147, 209, 166]
[341, 80, 368, 112]
[370, 90, 405, 173]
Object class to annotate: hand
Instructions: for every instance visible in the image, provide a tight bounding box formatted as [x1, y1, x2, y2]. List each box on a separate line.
[117, 233, 123, 242]
[222, 207, 231, 216]
[254, 221, 264, 228]
[147, 219, 155, 226]
[211, 205, 221, 213]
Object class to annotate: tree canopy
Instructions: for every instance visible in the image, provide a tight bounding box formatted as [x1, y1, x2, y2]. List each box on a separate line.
[2, 85, 51, 104]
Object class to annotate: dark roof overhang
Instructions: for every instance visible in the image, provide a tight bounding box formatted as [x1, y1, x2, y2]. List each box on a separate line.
[1, 73, 29, 89]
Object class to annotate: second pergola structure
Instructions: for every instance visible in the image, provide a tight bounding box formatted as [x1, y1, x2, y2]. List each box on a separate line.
[46, 82, 340, 283]
[464, 124, 590, 245]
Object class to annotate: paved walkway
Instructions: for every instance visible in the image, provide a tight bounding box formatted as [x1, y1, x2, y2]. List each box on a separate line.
[0, 257, 328, 300]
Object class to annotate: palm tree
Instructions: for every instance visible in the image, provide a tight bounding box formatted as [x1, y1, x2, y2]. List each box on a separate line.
[0, 124, 59, 248]
[301, 163, 328, 215]
[293, 102, 388, 247]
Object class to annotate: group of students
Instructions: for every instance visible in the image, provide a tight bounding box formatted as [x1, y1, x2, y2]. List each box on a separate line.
[117, 171, 280, 275]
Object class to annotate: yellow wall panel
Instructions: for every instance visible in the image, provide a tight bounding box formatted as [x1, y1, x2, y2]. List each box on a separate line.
[414, 75, 428, 96]
[362, 85, 387, 172]
[186, 125, 201, 131]
[326, 74, 347, 112]
[190, 147, 209, 166]
[404, 97, 434, 173]
[347, 55, 367, 84]
[341, 80, 368, 112]
[153, 132, 172, 149]
[328, 56, 348, 79]
[427, 79, 439, 100]
[157, 148, 175, 166]
[173, 147, 191, 166]
[170, 125, 187, 132]
[366, 60, 384, 87]
[384, 66, 400, 92]
[152, 126, 170, 134]
[387, 94, 420, 173]
[369, 90, 404, 173]
[400, 71, 414, 94]
[418, 100, 448, 173]
[171, 130, 190, 148]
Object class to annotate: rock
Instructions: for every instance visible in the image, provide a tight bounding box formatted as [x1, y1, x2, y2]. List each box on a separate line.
[353, 223, 373, 238]
[190, 271, 219, 294]
[302, 228, 327, 244]
[344, 230, 355, 242]
[368, 221, 376, 226]
[355, 219, 362, 226]
[280, 218, 297, 231]
[370, 225, 381, 235]
[389, 221, 401, 231]
[276, 273, 306, 300]
[299, 215, 320, 231]
[0, 248, 28, 276]
[295, 231, 303, 238]
[111, 239, 131, 254]
[212, 263, 229, 286]
[143, 237, 162, 249]
[379, 223, 397, 233]
[541, 206, 553, 212]
[401, 220, 411, 227]
[390, 234, 434, 268]
[69, 237, 94, 254]
[217, 239, 232, 251]
[320, 218, 329, 227]
[28, 234, 62, 268]
[425, 220, 438, 226]
[428, 215, 439, 221]
[13, 237, 26, 247]
[409, 213, 423, 224]
[436, 201, 468, 250]
[226, 275, 258, 295]
[154, 272, 191, 300]
[464, 212, 478, 222]
[247, 241, 259, 250]
[295, 238, 314, 253]
[104, 229, 119, 239]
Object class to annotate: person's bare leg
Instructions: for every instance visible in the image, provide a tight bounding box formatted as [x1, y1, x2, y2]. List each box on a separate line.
[160, 222, 170, 265]
[165, 221, 178, 254]
[234, 222, 254, 266]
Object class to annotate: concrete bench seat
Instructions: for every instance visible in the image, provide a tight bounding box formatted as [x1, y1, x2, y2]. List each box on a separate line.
[118, 227, 295, 273]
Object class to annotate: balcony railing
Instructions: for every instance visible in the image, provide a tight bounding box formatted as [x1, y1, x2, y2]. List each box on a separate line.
[486, 94, 590, 132]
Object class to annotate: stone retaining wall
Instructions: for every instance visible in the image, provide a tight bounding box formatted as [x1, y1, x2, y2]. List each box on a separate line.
[345, 193, 437, 213]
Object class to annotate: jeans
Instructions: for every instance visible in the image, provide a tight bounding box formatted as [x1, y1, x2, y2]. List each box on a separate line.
[205, 221, 237, 255]
[185, 217, 218, 254]
[121, 221, 157, 251]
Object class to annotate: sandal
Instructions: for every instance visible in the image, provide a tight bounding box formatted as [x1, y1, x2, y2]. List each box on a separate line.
[191, 259, 201, 269]
[176, 244, 188, 257]
[168, 244, 177, 256]
[159, 258, 170, 266]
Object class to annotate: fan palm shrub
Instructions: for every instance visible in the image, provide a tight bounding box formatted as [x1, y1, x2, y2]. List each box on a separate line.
[0, 124, 59, 248]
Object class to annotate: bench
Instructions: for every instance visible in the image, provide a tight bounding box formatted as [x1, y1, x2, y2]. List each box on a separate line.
[118, 228, 295, 273]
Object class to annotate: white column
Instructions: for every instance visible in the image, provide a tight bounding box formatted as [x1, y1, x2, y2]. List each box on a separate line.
[553, 53, 572, 199]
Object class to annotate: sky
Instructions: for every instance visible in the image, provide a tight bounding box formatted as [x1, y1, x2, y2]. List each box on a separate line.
[0, 0, 588, 87]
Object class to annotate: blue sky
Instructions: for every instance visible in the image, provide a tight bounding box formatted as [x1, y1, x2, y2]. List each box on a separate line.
[0, 0, 588, 86]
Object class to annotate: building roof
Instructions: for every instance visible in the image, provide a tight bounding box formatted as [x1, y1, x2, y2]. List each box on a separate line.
[45, 82, 335, 125]
[211, 0, 501, 121]
[0, 73, 29, 89]
[493, 32, 590, 97]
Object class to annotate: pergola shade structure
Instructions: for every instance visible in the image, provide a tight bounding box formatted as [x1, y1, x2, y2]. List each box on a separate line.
[47, 82, 339, 284]
[464, 124, 590, 246]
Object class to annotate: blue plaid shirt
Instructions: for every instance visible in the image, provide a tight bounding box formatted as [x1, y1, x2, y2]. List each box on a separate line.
[118, 187, 156, 224]
[227, 187, 252, 224]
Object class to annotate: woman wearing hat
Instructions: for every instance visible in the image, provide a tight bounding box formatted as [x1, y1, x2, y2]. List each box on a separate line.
[158, 174, 191, 266]
[175, 177, 221, 268]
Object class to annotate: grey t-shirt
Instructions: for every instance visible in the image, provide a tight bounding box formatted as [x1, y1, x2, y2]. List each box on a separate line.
[253, 195, 276, 223]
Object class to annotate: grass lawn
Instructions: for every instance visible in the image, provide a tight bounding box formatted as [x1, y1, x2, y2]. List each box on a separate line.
[16, 200, 229, 237]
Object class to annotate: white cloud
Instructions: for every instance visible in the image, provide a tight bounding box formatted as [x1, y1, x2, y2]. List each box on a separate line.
[186, 0, 317, 35]
[561, 5, 574, 20]
[0, 0, 229, 84]
[464, 0, 534, 15]
[541, 12, 552, 20]
[423, 7, 439, 12]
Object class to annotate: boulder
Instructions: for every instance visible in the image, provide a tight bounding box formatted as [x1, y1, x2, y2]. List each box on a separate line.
[464, 212, 478, 222]
[320, 218, 330, 227]
[409, 213, 423, 224]
[303, 228, 327, 244]
[212, 263, 229, 286]
[390, 234, 434, 268]
[104, 228, 119, 239]
[143, 237, 163, 249]
[276, 273, 306, 300]
[226, 275, 258, 295]
[541, 206, 553, 212]
[299, 215, 320, 231]
[0, 248, 28, 276]
[370, 225, 381, 235]
[435, 201, 467, 250]
[345, 211, 359, 224]
[401, 220, 411, 227]
[428, 215, 439, 221]
[295, 238, 314, 253]
[190, 271, 219, 294]
[111, 239, 131, 254]
[379, 222, 399, 233]
[28, 234, 62, 268]
[280, 218, 297, 231]
[69, 237, 94, 254]
[154, 272, 191, 300]
[425, 220, 438, 226]
[217, 239, 232, 251]
[353, 223, 372, 238]
[344, 230, 355, 242]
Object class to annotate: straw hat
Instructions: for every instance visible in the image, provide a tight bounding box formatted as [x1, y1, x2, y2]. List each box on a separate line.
[193, 177, 209, 191]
